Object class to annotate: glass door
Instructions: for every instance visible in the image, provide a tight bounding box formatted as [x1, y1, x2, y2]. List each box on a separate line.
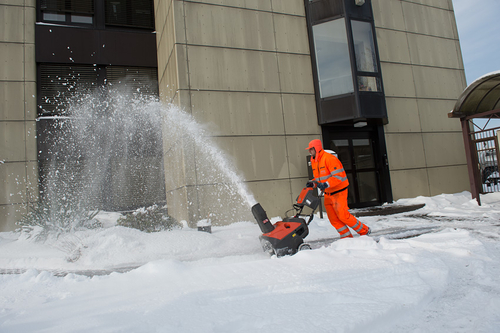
[325, 130, 382, 207]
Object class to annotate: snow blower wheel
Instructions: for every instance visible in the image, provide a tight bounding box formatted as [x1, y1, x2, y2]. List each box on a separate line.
[298, 243, 312, 251]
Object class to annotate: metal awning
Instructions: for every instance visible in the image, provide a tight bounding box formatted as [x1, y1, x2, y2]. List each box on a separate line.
[449, 71, 500, 120]
[449, 71, 500, 205]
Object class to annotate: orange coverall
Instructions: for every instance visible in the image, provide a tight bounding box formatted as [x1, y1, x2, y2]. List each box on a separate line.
[307, 139, 370, 239]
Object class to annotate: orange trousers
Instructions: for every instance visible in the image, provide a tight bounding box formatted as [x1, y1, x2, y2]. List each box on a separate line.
[324, 189, 370, 239]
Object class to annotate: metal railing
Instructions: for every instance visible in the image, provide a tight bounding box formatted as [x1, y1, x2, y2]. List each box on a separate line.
[471, 127, 500, 194]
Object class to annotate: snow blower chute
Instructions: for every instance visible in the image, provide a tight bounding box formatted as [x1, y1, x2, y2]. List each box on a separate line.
[251, 187, 320, 257]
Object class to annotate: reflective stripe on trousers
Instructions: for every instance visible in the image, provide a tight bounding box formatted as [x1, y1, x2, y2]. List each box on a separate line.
[324, 189, 370, 237]
[336, 225, 353, 238]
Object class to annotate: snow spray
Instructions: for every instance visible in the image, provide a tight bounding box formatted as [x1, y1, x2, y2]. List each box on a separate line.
[38, 86, 256, 226]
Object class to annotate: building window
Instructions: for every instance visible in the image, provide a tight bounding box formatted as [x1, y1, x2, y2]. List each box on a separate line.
[38, 64, 158, 116]
[40, 0, 94, 25]
[39, 64, 100, 115]
[351, 20, 377, 73]
[312, 18, 354, 98]
[106, 66, 159, 95]
[351, 20, 380, 92]
[37, 64, 163, 211]
[105, 0, 154, 29]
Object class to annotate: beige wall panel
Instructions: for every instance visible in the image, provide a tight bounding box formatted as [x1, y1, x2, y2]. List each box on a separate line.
[422, 132, 466, 167]
[157, 2, 175, 49]
[246, 179, 296, 219]
[175, 89, 191, 111]
[0, 5, 24, 42]
[277, 53, 315, 94]
[156, 34, 167, 83]
[372, 0, 405, 31]
[0, 121, 25, 161]
[25, 82, 37, 120]
[183, 0, 272, 11]
[154, 0, 168, 40]
[286, 135, 321, 178]
[273, 14, 309, 54]
[24, 5, 35, 43]
[25, 121, 36, 161]
[401, 2, 456, 38]
[384, 97, 422, 133]
[427, 165, 470, 196]
[187, 46, 280, 92]
[405, 0, 453, 10]
[380, 63, 416, 98]
[159, 46, 180, 102]
[175, 44, 189, 92]
[0, 162, 27, 205]
[407, 34, 462, 68]
[190, 91, 285, 136]
[156, 3, 175, 71]
[186, 184, 253, 226]
[376, 29, 410, 64]
[390, 168, 430, 200]
[26, 161, 38, 202]
[212, 136, 289, 182]
[447, 7, 460, 40]
[24, 43, 36, 81]
[271, 0, 305, 16]
[0, 43, 24, 80]
[165, 188, 190, 224]
[385, 133, 426, 170]
[0, 82, 25, 121]
[163, 145, 191, 190]
[184, 3, 275, 51]
[0, 203, 26, 232]
[172, 1, 187, 44]
[412, 66, 466, 100]
[281, 94, 321, 135]
[417, 99, 461, 132]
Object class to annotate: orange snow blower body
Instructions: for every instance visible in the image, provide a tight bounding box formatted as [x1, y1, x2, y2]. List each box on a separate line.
[251, 187, 320, 257]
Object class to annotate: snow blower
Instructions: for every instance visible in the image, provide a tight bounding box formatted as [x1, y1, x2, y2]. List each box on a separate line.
[251, 186, 320, 257]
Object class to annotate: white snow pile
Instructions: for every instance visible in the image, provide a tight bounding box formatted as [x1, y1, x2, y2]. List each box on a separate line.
[1, 191, 500, 332]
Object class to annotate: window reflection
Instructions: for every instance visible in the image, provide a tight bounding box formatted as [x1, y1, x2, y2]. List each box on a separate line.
[351, 20, 378, 73]
[357, 76, 379, 92]
[312, 19, 354, 98]
[358, 172, 379, 202]
[353, 139, 375, 169]
[332, 139, 352, 169]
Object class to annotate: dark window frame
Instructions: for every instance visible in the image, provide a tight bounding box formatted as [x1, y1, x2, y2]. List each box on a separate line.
[37, 0, 155, 30]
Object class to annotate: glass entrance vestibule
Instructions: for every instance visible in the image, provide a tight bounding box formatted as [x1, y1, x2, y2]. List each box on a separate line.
[305, 0, 392, 206]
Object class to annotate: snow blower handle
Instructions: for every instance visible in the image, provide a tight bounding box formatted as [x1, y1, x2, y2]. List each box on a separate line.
[306, 180, 325, 197]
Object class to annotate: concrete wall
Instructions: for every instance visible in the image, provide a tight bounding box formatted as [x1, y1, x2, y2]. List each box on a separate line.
[373, 0, 469, 200]
[155, 0, 320, 224]
[0, 0, 38, 231]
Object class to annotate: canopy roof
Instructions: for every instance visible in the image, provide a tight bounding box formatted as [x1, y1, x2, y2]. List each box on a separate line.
[449, 71, 500, 119]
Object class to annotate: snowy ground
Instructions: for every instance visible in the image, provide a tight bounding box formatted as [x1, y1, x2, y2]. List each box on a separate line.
[1, 191, 500, 332]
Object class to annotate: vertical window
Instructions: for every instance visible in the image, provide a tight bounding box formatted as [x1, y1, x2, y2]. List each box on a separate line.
[351, 20, 380, 92]
[312, 18, 354, 98]
[351, 20, 377, 73]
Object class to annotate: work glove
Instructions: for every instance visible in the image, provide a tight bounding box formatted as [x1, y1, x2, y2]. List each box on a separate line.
[317, 182, 329, 191]
[306, 181, 316, 188]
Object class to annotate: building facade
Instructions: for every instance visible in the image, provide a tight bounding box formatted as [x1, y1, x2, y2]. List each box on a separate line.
[0, 0, 469, 231]
[155, 0, 469, 224]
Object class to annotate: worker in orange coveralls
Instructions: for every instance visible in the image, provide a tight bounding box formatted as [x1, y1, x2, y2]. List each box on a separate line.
[306, 139, 371, 239]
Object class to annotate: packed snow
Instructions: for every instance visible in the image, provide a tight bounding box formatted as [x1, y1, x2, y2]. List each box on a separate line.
[1, 191, 500, 332]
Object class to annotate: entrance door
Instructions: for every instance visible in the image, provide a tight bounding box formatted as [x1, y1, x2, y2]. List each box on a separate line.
[323, 127, 389, 208]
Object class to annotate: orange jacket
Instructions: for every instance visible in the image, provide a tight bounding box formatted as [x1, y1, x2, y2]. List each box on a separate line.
[309, 140, 349, 194]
